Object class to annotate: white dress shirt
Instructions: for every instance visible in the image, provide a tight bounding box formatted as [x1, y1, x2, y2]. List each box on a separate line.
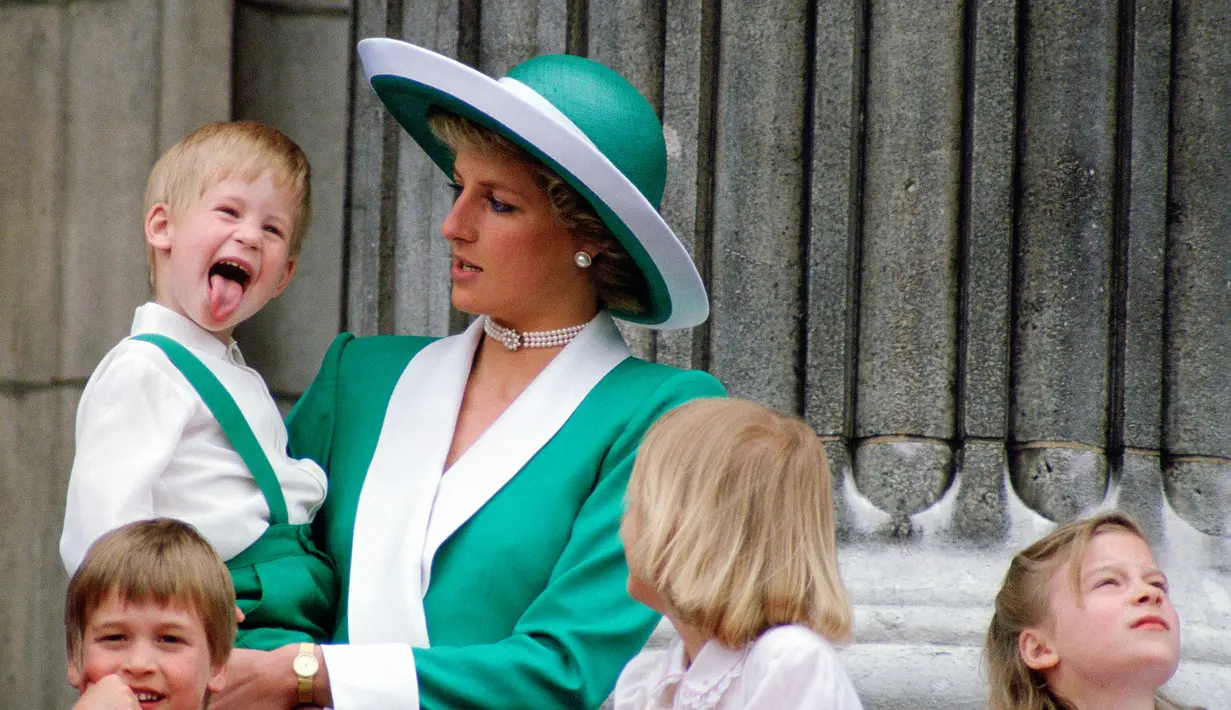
[60, 302, 327, 572]
[614, 625, 864, 710]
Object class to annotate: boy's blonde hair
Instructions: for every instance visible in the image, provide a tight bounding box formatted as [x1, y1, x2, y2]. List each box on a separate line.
[624, 397, 853, 648]
[65, 518, 237, 670]
[985, 511, 1165, 710]
[144, 121, 312, 280]
[426, 110, 649, 316]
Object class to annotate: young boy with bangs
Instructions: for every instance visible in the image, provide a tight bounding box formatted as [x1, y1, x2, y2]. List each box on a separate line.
[60, 121, 335, 656]
[67, 519, 236, 710]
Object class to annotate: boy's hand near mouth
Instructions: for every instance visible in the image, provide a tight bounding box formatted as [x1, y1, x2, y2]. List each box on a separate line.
[73, 674, 141, 710]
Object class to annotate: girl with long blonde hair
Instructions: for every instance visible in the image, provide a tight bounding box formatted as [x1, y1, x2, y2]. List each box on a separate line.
[986, 511, 1201, 710]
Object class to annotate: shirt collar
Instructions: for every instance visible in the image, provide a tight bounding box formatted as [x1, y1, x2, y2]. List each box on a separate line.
[130, 302, 245, 366]
[652, 636, 749, 708]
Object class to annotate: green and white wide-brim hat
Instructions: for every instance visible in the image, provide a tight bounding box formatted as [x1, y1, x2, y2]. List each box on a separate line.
[358, 37, 708, 330]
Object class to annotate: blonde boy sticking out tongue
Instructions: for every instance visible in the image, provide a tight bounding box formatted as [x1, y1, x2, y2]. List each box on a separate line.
[144, 130, 299, 339]
[61, 121, 336, 661]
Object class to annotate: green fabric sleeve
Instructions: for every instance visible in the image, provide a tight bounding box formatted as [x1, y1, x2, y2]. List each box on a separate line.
[413, 368, 726, 710]
[285, 332, 355, 470]
[287, 332, 436, 641]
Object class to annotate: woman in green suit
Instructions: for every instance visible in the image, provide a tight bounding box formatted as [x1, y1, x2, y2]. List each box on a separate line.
[214, 38, 723, 709]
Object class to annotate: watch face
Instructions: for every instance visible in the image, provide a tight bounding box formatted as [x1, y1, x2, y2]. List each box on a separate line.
[293, 654, 319, 676]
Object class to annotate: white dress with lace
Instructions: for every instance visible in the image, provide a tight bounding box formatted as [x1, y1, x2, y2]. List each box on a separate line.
[613, 625, 864, 709]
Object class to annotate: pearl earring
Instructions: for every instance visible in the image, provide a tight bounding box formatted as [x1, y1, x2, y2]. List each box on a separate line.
[574, 251, 592, 269]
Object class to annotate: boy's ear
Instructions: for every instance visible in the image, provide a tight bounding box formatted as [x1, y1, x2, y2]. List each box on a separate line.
[272, 257, 298, 298]
[1019, 627, 1059, 671]
[207, 658, 228, 694]
[67, 660, 84, 690]
[145, 203, 173, 252]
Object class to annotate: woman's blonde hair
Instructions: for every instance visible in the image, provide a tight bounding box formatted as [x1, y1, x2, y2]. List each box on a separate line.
[985, 511, 1173, 710]
[426, 111, 649, 316]
[624, 397, 852, 648]
[65, 518, 237, 670]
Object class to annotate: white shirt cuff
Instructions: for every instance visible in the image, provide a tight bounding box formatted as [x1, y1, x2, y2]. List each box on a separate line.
[321, 643, 419, 709]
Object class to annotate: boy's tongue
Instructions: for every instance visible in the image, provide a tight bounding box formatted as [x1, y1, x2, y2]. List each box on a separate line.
[208, 273, 244, 321]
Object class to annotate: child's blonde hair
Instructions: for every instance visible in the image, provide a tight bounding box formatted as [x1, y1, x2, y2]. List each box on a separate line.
[985, 511, 1172, 710]
[65, 518, 237, 670]
[144, 121, 312, 280]
[624, 397, 853, 648]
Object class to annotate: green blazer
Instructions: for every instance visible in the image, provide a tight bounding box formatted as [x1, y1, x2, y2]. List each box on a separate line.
[287, 314, 724, 709]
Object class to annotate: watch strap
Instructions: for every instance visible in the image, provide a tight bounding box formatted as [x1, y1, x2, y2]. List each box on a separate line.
[295, 642, 316, 704]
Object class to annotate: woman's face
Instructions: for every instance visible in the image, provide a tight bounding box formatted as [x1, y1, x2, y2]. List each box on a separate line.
[442, 148, 598, 330]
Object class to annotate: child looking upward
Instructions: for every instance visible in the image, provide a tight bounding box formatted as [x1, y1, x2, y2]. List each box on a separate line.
[61, 121, 334, 652]
[66, 519, 237, 710]
[986, 511, 1203, 710]
[614, 398, 863, 709]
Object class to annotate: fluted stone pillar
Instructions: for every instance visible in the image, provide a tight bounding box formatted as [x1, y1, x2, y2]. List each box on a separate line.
[232, 0, 351, 400]
[953, 0, 1016, 542]
[1163, 0, 1231, 537]
[1011, 0, 1119, 520]
[852, 0, 963, 525]
[706, 0, 811, 414]
[1119, 0, 1173, 541]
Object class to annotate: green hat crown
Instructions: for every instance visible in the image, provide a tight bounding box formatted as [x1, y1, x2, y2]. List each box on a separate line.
[507, 55, 667, 209]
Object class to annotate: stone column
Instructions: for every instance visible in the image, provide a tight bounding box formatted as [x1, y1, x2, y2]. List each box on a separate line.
[852, 0, 964, 529]
[0, 1, 230, 703]
[1163, 0, 1231, 537]
[232, 0, 352, 401]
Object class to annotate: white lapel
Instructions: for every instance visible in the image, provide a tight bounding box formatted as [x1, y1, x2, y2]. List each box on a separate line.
[345, 312, 630, 649]
[345, 320, 480, 648]
[419, 312, 630, 592]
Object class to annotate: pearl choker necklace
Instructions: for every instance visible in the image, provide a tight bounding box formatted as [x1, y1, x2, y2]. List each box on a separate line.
[482, 316, 588, 352]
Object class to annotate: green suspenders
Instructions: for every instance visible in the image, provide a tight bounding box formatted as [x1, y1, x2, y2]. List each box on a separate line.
[130, 332, 335, 648]
[130, 333, 289, 525]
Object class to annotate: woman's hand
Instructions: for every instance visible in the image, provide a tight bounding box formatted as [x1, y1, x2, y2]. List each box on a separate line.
[72, 674, 140, 710]
[210, 646, 309, 710]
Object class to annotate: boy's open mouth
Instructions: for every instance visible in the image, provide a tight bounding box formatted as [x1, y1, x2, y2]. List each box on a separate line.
[134, 690, 165, 703]
[208, 258, 252, 321]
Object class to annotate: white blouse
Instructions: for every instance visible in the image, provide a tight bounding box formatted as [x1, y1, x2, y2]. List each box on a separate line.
[614, 625, 864, 710]
[59, 302, 327, 571]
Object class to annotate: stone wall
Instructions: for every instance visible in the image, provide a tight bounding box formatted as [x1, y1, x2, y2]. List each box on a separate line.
[1, 2, 230, 706]
[2, 0, 1228, 708]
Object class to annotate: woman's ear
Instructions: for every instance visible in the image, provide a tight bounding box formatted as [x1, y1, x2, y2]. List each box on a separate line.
[145, 203, 173, 252]
[1019, 627, 1059, 671]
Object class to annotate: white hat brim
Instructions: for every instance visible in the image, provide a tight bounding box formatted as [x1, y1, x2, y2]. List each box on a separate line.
[358, 38, 708, 330]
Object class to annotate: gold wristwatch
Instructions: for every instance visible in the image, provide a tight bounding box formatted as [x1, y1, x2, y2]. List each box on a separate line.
[292, 642, 319, 704]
